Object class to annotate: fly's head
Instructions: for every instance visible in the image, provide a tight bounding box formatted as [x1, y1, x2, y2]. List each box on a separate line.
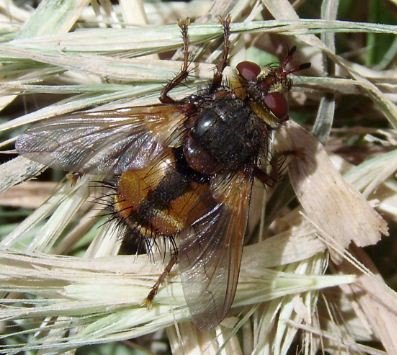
[236, 46, 311, 128]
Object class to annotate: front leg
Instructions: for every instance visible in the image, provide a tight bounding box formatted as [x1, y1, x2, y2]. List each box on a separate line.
[160, 19, 191, 104]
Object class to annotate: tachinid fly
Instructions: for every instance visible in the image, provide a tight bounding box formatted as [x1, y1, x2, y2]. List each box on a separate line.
[16, 17, 310, 329]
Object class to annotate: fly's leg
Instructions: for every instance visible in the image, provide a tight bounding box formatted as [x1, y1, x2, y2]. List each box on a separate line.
[144, 253, 178, 307]
[160, 19, 191, 104]
[160, 16, 231, 102]
[255, 150, 298, 187]
[210, 15, 231, 92]
[254, 165, 281, 188]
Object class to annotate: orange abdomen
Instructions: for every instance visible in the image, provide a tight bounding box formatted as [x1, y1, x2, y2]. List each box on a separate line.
[114, 149, 215, 238]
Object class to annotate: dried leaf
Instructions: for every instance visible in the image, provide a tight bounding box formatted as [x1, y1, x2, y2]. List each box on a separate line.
[334, 246, 397, 354]
[278, 121, 388, 260]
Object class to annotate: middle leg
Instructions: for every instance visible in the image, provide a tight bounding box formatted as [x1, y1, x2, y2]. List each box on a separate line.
[255, 150, 298, 187]
[210, 15, 232, 92]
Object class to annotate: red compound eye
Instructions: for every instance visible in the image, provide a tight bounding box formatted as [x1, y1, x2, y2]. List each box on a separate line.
[236, 61, 261, 81]
[263, 92, 289, 121]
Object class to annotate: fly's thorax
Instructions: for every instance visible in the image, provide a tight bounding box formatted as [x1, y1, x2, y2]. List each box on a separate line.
[183, 95, 265, 175]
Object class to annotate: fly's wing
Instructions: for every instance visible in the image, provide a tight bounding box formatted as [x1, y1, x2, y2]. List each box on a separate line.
[16, 105, 186, 175]
[178, 170, 253, 329]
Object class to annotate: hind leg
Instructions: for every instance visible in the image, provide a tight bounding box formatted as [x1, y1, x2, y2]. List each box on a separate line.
[144, 253, 178, 307]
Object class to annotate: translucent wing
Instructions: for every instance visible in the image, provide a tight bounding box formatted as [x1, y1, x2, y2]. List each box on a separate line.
[16, 105, 186, 175]
[178, 170, 253, 329]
